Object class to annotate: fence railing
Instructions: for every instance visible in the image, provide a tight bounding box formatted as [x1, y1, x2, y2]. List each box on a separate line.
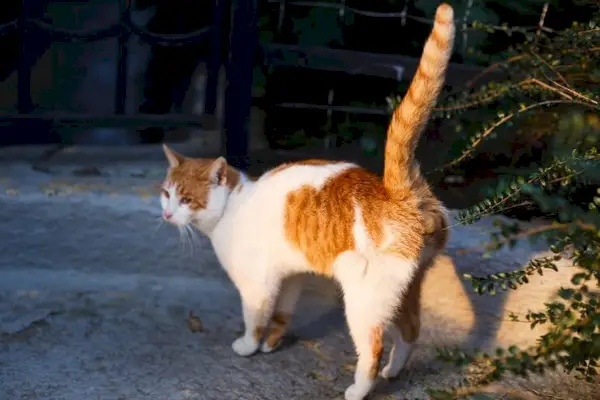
[257, 0, 552, 120]
[0, 0, 260, 169]
[2, 0, 224, 120]
[0, 0, 225, 122]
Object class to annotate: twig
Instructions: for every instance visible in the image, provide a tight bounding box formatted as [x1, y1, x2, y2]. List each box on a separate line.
[522, 78, 573, 100]
[531, 50, 570, 87]
[536, 3, 550, 44]
[549, 79, 599, 105]
[441, 161, 586, 232]
[435, 82, 521, 112]
[466, 47, 600, 89]
[577, 28, 600, 35]
[466, 55, 526, 89]
[436, 76, 578, 113]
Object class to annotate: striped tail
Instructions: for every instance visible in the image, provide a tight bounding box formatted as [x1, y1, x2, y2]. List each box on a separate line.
[383, 3, 455, 192]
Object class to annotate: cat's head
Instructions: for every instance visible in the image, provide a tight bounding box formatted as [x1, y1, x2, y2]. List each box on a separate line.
[160, 144, 237, 233]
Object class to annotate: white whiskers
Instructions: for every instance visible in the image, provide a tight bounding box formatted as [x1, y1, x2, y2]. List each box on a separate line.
[152, 216, 164, 236]
[177, 223, 201, 258]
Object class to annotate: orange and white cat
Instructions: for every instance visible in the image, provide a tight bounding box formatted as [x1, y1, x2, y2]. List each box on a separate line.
[159, 4, 455, 399]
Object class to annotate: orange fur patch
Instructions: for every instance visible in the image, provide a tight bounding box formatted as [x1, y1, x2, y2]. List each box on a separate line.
[224, 164, 241, 190]
[166, 158, 241, 209]
[283, 166, 424, 275]
[394, 265, 426, 344]
[369, 325, 385, 379]
[253, 325, 266, 343]
[264, 312, 291, 349]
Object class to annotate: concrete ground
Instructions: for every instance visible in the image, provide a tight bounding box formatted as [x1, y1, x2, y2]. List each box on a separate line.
[0, 145, 597, 400]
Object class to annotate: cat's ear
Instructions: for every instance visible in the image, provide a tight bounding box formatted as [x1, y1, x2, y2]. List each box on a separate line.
[209, 157, 228, 186]
[163, 144, 184, 168]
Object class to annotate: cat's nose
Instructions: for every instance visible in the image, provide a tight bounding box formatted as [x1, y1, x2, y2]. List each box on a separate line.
[162, 210, 173, 220]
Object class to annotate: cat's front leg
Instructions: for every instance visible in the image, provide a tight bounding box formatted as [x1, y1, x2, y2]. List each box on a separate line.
[232, 277, 281, 357]
[260, 274, 304, 353]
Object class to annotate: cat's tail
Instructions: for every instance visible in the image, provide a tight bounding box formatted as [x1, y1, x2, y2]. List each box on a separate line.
[383, 3, 455, 192]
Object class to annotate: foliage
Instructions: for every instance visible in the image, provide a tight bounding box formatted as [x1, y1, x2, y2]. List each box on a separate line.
[409, 1, 600, 398]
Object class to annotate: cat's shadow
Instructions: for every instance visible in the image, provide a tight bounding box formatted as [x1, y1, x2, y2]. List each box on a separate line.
[274, 249, 524, 397]
[294, 303, 346, 341]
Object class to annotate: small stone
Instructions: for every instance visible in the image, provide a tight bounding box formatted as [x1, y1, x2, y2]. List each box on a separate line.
[187, 310, 204, 333]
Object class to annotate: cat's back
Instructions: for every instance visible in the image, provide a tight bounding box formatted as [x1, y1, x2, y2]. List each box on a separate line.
[235, 160, 356, 210]
[224, 160, 423, 275]
[219, 161, 358, 228]
[258, 159, 357, 192]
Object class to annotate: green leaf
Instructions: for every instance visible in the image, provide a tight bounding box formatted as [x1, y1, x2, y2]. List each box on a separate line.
[558, 288, 575, 300]
[571, 273, 588, 285]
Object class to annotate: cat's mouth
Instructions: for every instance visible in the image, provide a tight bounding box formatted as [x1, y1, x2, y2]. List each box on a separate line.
[164, 215, 196, 228]
[162, 213, 185, 227]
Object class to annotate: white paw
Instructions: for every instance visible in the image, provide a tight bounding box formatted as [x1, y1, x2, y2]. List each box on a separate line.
[380, 364, 398, 379]
[231, 336, 259, 357]
[259, 341, 278, 353]
[344, 384, 367, 400]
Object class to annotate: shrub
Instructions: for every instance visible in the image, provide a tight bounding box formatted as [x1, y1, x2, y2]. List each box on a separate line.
[420, 1, 600, 398]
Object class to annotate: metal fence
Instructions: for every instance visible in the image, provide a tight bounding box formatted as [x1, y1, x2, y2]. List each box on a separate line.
[257, 0, 552, 119]
[0, 0, 259, 169]
[2, 0, 225, 119]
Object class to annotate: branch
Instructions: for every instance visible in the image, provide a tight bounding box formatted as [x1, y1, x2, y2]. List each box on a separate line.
[535, 3, 550, 44]
[445, 162, 586, 231]
[440, 99, 597, 170]
[549, 80, 599, 105]
[437, 73, 591, 113]
[531, 50, 570, 87]
[465, 47, 600, 89]
[465, 54, 526, 89]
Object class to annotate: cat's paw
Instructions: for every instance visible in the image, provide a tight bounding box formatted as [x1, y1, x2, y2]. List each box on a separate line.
[344, 384, 368, 400]
[259, 339, 281, 354]
[231, 336, 259, 357]
[380, 364, 398, 380]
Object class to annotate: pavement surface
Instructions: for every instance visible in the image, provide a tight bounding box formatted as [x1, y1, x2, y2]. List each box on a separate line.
[0, 145, 597, 400]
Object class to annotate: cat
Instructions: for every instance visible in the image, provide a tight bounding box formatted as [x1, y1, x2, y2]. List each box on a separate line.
[159, 3, 455, 399]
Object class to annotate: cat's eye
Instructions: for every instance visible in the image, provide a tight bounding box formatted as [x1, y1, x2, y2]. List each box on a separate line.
[180, 197, 192, 205]
[161, 189, 170, 199]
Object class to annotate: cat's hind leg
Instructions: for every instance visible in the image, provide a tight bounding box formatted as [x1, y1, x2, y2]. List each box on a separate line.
[334, 252, 417, 400]
[380, 286, 421, 379]
[260, 274, 304, 353]
[232, 274, 282, 357]
[381, 263, 425, 379]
